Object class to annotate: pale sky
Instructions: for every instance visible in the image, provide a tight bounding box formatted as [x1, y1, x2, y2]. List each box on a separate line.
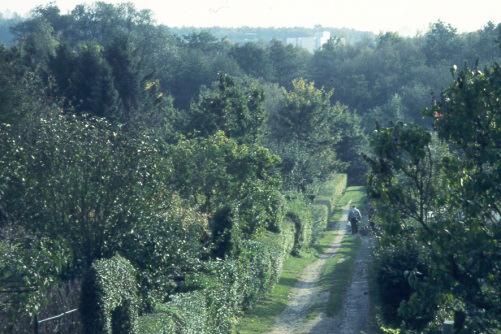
[2, 0, 501, 36]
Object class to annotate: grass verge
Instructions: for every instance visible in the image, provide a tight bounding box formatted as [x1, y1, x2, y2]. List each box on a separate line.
[314, 234, 361, 317]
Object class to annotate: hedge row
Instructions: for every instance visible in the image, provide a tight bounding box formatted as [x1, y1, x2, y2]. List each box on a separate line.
[313, 174, 347, 216]
[81, 255, 139, 334]
[285, 193, 314, 256]
[138, 224, 294, 334]
[311, 204, 329, 243]
[132, 175, 347, 334]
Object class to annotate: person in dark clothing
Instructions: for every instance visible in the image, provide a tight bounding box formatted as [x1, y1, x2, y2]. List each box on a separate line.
[348, 205, 362, 234]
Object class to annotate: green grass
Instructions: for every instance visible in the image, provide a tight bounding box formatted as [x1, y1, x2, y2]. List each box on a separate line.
[234, 251, 317, 334]
[338, 186, 366, 208]
[315, 234, 361, 316]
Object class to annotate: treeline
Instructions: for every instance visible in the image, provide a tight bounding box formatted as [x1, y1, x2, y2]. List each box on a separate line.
[167, 26, 374, 45]
[0, 3, 356, 333]
[1, 5, 500, 124]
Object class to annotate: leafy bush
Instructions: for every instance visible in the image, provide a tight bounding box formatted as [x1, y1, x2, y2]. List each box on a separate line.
[80, 255, 139, 334]
[286, 193, 314, 256]
[238, 227, 295, 309]
[121, 195, 208, 311]
[138, 226, 295, 334]
[313, 174, 347, 215]
[311, 204, 329, 243]
[374, 239, 422, 326]
[0, 236, 71, 333]
[168, 132, 283, 237]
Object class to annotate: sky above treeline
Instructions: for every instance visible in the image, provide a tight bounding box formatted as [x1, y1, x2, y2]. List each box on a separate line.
[2, 0, 501, 36]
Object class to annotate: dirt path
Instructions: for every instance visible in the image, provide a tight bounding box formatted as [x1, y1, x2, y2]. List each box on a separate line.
[333, 235, 376, 334]
[268, 206, 376, 334]
[301, 235, 376, 334]
[268, 208, 349, 334]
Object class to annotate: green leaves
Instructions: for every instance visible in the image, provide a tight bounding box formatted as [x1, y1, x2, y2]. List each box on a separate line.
[168, 131, 283, 236]
[369, 64, 501, 332]
[81, 255, 139, 334]
[186, 74, 266, 144]
[267, 79, 349, 191]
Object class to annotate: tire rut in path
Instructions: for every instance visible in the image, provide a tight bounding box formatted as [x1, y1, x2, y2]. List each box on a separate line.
[267, 208, 349, 334]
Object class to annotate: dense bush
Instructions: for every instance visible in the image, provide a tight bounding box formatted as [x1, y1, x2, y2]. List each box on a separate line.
[238, 227, 295, 308]
[167, 132, 283, 235]
[121, 195, 208, 310]
[313, 174, 347, 216]
[286, 193, 314, 256]
[80, 255, 139, 334]
[138, 225, 295, 334]
[374, 238, 428, 327]
[368, 64, 501, 332]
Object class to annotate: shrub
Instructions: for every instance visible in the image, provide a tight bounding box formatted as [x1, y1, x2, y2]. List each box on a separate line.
[80, 255, 139, 334]
[311, 204, 329, 243]
[286, 193, 313, 256]
[121, 195, 208, 311]
[238, 226, 294, 309]
[313, 174, 347, 215]
[374, 239, 426, 327]
[137, 226, 295, 334]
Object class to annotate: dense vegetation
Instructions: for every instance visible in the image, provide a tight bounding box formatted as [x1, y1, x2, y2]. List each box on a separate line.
[0, 2, 499, 333]
[367, 64, 501, 333]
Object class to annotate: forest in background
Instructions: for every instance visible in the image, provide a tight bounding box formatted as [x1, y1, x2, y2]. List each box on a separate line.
[0, 2, 499, 333]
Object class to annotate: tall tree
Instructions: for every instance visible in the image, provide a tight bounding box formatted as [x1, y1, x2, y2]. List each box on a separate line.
[267, 79, 345, 190]
[186, 74, 266, 144]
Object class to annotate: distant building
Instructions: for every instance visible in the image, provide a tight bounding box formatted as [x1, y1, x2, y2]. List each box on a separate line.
[286, 31, 331, 53]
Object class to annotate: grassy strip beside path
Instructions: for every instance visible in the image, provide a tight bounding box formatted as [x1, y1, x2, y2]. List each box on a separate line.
[316, 233, 361, 317]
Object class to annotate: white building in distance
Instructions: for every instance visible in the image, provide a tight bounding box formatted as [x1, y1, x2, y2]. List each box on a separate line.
[286, 31, 331, 53]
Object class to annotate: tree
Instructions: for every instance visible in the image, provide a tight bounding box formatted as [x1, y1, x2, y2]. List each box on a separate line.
[428, 65, 501, 331]
[0, 46, 26, 124]
[268, 40, 309, 88]
[423, 21, 462, 65]
[367, 64, 501, 332]
[186, 74, 266, 144]
[267, 79, 344, 190]
[230, 42, 272, 80]
[167, 131, 284, 261]
[13, 17, 59, 70]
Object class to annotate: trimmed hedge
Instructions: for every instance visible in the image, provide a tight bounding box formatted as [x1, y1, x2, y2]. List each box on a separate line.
[285, 193, 313, 256]
[313, 174, 347, 216]
[311, 204, 329, 243]
[138, 225, 294, 334]
[137, 176, 347, 334]
[81, 255, 139, 334]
